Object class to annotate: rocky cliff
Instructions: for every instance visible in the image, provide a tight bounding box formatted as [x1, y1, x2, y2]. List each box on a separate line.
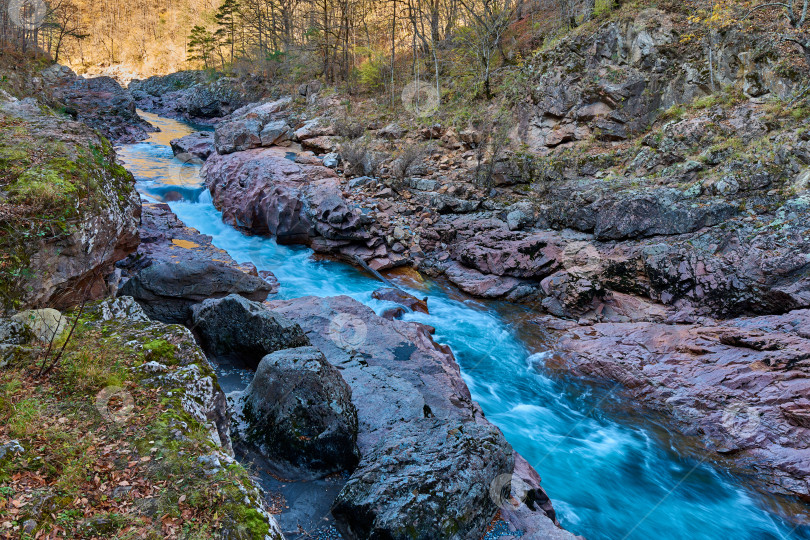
[0, 91, 141, 312]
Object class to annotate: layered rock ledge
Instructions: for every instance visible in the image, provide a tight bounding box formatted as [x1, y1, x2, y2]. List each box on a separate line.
[541, 309, 810, 500]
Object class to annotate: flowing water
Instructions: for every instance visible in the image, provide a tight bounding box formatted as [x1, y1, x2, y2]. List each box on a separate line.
[118, 111, 810, 540]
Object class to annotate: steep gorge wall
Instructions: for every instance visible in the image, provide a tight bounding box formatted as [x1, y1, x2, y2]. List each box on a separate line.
[516, 9, 802, 154]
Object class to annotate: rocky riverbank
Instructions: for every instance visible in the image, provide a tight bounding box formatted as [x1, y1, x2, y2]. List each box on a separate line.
[0, 89, 141, 309]
[117, 196, 577, 539]
[0, 296, 285, 539]
[3, 0, 810, 534]
[145, 5, 810, 509]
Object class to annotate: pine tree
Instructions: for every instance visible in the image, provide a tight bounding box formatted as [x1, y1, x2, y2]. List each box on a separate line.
[187, 25, 217, 68]
[214, 0, 240, 64]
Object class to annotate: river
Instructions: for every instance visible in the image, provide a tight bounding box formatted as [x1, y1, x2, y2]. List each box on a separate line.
[117, 111, 810, 540]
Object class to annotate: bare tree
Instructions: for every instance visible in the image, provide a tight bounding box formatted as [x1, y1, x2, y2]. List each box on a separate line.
[747, 0, 810, 63]
[457, 0, 516, 98]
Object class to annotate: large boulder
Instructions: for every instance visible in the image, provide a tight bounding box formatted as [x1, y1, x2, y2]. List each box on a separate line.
[170, 132, 215, 160]
[443, 261, 541, 302]
[190, 294, 310, 367]
[10, 309, 66, 343]
[214, 118, 262, 154]
[213, 98, 293, 154]
[452, 229, 563, 279]
[293, 118, 334, 141]
[203, 147, 387, 264]
[260, 120, 292, 147]
[242, 346, 360, 472]
[119, 261, 274, 324]
[331, 419, 512, 540]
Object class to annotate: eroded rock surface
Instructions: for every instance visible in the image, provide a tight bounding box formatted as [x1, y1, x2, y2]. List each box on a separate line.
[546, 309, 810, 499]
[204, 146, 412, 269]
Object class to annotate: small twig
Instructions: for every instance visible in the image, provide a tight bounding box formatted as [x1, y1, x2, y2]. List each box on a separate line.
[789, 81, 810, 105]
[37, 299, 86, 378]
[743, 2, 792, 20]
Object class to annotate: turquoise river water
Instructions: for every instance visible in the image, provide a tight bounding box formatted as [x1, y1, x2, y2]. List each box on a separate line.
[117, 111, 810, 540]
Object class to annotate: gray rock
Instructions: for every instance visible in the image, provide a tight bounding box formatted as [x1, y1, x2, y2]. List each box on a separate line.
[98, 296, 151, 322]
[427, 193, 481, 214]
[260, 120, 291, 147]
[197, 454, 224, 476]
[298, 80, 323, 97]
[243, 346, 359, 472]
[498, 453, 578, 539]
[322, 152, 340, 168]
[190, 294, 310, 368]
[506, 202, 536, 231]
[119, 261, 274, 324]
[331, 419, 511, 540]
[410, 177, 438, 191]
[459, 129, 483, 146]
[348, 176, 375, 189]
[214, 118, 262, 154]
[0, 102, 140, 311]
[378, 123, 404, 140]
[0, 319, 33, 345]
[11, 309, 66, 343]
[294, 118, 333, 141]
[0, 440, 24, 460]
[41, 65, 153, 143]
[170, 132, 215, 160]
